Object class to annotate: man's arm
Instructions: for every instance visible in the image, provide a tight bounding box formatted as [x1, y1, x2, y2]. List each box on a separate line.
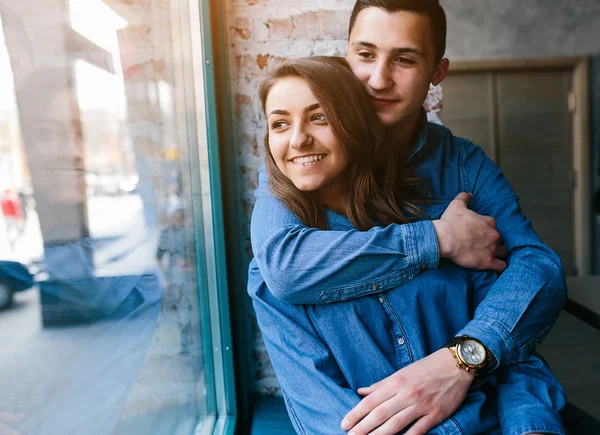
[341, 143, 568, 435]
[252, 168, 502, 305]
[456, 142, 567, 367]
[247, 263, 361, 434]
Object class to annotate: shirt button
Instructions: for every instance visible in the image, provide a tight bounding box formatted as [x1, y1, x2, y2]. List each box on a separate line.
[420, 264, 427, 270]
[371, 284, 379, 291]
[378, 297, 383, 304]
[397, 337, 405, 345]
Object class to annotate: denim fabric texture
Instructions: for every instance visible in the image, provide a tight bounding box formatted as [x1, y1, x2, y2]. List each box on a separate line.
[248, 113, 568, 434]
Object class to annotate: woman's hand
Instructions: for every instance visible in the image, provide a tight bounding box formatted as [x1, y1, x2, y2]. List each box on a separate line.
[340, 349, 474, 435]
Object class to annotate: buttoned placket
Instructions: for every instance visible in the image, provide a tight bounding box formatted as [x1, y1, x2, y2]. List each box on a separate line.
[376, 294, 414, 367]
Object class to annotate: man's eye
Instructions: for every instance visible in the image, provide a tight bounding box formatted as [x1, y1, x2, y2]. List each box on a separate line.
[395, 57, 416, 65]
[357, 51, 374, 59]
[311, 113, 327, 122]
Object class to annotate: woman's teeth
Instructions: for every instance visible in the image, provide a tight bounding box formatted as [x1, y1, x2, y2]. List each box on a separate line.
[292, 155, 325, 165]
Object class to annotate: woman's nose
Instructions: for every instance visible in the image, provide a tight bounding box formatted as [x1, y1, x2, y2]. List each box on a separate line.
[289, 125, 312, 150]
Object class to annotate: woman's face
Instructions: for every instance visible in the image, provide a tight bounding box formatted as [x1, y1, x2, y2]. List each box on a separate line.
[265, 76, 350, 204]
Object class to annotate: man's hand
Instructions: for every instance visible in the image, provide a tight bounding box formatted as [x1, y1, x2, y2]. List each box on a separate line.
[433, 192, 507, 272]
[340, 349, 473, 435]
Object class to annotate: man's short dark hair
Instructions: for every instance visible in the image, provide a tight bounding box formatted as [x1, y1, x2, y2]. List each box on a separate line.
[348, 0, 447, 62]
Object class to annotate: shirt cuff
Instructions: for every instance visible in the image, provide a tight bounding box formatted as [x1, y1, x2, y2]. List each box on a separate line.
[404, 220, 439, 274]
[456, 317, 515, 370]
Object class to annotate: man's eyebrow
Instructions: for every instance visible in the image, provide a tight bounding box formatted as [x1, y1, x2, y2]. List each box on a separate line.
[268, 103, 320, 117]
[390, 47, 424, 57]
[351, 41, 424, 57]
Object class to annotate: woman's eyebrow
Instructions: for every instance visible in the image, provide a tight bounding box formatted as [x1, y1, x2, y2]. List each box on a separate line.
[268, 109, 289, 117]
[268, 103, 320, 117]
[303, 103, 320, 113]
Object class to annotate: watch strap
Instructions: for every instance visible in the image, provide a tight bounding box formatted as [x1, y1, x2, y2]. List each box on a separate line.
[444, 335, 497, 378]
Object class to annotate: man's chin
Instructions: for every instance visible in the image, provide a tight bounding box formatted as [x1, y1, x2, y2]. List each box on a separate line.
[377, 112, 404, 129]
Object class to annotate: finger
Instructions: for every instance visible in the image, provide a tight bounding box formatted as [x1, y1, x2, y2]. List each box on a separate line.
[495, 245, 508, 258]
[350, 399, 414, 435]
[452, 192, 472, 204]
[404, 414, 440, 435]
[488, 258, 507, 273]
[342, 388, 396, 431]
[357, 379, 381, 396]
[368, 405, 421, 435]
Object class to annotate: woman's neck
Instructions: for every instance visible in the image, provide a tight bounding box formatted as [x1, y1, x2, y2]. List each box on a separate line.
[311, 184, 347, 216]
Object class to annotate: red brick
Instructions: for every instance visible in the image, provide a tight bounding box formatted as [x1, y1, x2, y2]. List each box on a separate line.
[266, 10, 350, 40]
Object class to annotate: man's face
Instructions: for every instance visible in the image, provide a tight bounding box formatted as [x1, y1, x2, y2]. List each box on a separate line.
[346, 7, 445, 129]
[23, 88, 86, 204]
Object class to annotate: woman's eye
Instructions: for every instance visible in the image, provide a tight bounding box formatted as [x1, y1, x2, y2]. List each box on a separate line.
[311, 113, 327, 123]
[270, 120, 288, 130]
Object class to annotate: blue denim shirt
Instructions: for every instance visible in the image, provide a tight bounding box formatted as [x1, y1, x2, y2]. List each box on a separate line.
[248, 209, 566, 434]
[250, 115, 567, 369]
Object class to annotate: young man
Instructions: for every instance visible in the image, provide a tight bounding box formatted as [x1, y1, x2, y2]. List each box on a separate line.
[249, 1, 567, 433]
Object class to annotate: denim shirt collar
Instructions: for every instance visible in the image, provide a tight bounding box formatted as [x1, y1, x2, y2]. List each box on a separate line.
[406, 108, 429, 162]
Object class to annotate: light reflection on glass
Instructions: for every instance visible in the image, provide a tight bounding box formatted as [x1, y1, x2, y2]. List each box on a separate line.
[0, 1, 210, 433]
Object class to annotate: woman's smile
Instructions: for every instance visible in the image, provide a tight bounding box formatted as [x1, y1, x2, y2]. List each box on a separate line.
[290, 154, 327, 166]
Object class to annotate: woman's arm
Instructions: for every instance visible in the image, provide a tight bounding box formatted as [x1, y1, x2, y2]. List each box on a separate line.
[248, 262, 361, 434]
[496, 354, 567, 435]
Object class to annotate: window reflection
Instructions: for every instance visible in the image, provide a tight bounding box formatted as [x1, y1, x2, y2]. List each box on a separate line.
[0, 1, 210, 433]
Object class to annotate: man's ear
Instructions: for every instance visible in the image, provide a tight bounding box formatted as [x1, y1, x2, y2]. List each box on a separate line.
[432, 58, 449, 86]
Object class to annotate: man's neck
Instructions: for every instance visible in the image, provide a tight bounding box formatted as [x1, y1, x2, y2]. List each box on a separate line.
[386, 110, 422, 153]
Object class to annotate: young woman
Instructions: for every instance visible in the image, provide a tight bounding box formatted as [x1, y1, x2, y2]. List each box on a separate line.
[248, 56, 566, 435]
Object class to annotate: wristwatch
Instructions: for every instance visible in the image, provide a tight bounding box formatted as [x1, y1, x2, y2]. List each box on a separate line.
[445, 336, 495, 378]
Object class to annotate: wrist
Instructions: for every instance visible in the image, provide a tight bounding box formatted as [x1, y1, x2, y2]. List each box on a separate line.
[433, 220, 453, 258]
[441, 348, 475, 382]
[445, 335, 496, 382]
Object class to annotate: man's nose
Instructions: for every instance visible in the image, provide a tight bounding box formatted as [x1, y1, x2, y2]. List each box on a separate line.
[368, 61, 393, 91]
[289, 124, 311, 150]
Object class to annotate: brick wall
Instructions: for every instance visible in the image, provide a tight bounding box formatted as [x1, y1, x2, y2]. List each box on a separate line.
[224, 0, 356, 396]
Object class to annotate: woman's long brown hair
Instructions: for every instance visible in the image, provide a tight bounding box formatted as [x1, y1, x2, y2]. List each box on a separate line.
[259, 56, 425, 230]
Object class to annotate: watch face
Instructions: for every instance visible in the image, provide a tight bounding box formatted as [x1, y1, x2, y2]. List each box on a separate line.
[458, 339, 486, 366]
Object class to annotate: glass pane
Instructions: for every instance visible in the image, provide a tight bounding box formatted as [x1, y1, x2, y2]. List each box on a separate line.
[0, 0, 215, 433]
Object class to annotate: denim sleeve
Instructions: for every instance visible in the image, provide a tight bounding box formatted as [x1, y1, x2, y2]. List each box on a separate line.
[251, 167, 439, 304]
[496, 354, 567, 435]
[248, 265, 361, 434]
[456, 142, 567, 367]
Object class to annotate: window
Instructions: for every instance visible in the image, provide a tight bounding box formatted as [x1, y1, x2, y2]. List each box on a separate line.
[0, 1, 234, 433]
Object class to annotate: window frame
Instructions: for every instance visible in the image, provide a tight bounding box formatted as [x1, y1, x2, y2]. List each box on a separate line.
[186, 0, 238, 433]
